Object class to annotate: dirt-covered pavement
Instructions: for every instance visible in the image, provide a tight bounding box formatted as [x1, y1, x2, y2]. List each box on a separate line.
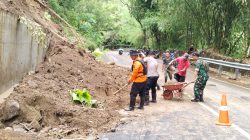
[100, 51, 250, 140]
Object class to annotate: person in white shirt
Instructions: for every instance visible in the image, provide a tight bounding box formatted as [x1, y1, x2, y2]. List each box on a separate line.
[138, 50, 146, 59]
[144, 51, 159, 104]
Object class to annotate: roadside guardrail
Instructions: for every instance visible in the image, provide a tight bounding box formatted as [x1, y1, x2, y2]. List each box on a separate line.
[199, 57, 250, 79]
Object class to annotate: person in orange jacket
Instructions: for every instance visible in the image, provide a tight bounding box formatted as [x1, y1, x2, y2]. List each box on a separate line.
[126, 50, 147, 111]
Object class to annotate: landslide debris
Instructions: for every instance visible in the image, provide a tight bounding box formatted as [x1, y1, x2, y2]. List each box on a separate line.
[0, 0, 130, 139]
[0, 39, 130, 138]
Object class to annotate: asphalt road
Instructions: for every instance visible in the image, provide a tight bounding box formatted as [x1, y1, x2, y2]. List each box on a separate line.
[100, 51, 250, 140]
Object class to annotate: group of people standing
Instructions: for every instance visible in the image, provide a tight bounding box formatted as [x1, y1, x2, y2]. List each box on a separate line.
[126, 49, 209, 111]
[126, 50, 159, 111]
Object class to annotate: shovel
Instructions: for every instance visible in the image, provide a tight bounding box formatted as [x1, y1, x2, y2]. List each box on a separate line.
[113, 84, 129, 95]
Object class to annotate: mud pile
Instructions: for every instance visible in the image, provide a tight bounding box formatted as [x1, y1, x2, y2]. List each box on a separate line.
[1, 39, 130, 138]
[0, 0, 130, 139]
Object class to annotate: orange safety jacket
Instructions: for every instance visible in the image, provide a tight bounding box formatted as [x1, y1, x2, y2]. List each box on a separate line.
[129, 57, 147, 83]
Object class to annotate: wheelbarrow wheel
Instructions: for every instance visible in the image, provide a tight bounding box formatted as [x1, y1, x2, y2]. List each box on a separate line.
[163, 90, 173, 100]
[175, 91, 182, 99]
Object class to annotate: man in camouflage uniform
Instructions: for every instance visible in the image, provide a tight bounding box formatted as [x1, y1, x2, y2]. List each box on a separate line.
[191, 52, 209, 102]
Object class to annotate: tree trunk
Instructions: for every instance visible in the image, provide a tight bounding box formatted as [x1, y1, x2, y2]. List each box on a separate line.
[138, 21, 147, 48]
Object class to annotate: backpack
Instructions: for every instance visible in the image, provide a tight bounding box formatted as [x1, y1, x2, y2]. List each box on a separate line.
[131, 60, 147, 75]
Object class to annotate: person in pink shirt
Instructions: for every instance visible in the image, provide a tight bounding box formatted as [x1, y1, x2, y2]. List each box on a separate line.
[169, 53, 190, 82]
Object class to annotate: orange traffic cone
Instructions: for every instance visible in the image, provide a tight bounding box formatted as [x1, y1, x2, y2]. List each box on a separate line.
[216, 94, 232, 126]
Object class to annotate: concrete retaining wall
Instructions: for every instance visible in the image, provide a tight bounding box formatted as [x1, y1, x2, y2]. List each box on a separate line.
[0, 11, 47, 94]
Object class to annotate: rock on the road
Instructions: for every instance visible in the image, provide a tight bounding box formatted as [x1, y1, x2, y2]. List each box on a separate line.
[29, 120, 42, 132]
[0, 100, 20, 121]
[107, 62, 115, 65]
[4, 127, 13, 131]
[0, 122, 5, 128]
[13, 124, 28, 133]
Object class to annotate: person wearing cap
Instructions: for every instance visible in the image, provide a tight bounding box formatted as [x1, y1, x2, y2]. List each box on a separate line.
[191, 52, 209, 102]
[169, 53, 190, 82]
[144, 51, 159, 104]
[138, 50, 146, 59]
[126, 50, 147, 111]
[170, 50, 176, 60]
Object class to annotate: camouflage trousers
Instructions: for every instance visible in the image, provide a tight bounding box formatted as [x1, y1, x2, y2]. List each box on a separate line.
[194, 75, 208, 96]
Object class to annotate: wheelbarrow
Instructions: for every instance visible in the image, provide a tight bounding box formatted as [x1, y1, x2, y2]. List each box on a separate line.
[162, 82, 192, 100]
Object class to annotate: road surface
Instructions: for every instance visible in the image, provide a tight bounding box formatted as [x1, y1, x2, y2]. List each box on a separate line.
[100, 51, 250, 140]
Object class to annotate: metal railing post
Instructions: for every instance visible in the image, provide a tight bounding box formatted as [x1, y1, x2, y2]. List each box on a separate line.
[199, 57, 250, 80]
[218, 65, 223, 76]
[235, 69, 240, 79]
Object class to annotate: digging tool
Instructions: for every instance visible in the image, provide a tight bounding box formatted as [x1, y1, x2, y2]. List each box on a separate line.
[113, 84, 129, 95]
[163, 61, 175, 73]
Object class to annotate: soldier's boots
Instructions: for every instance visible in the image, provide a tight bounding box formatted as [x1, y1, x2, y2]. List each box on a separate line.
[191, 95, 204, 102]
[191, 95, 200, 102]
[199, 94, 204, 102]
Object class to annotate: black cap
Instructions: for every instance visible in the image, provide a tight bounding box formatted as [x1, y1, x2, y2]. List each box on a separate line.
[192, 52, 200, 57]
[129, 50, 139, 56]
[148, 51, 155, 55]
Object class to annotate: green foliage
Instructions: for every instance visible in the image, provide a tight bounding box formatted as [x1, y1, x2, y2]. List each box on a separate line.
[48, 0, 249, 57]
[127, 0, 250, 57]
[70, 89, 92, 107]
[92, 48, 104, 60]
[114, 2, 144, 48]
[19, 16, 47, 48]
[48, 0, 141, 50]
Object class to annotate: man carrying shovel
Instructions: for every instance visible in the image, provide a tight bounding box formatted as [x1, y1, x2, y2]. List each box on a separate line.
[125, 50, 147, 111]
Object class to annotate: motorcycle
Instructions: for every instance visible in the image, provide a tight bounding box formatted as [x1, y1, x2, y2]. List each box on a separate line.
[118, 49, 123, 55]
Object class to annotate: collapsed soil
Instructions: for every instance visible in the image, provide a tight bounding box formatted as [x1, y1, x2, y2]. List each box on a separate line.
[0, 38, 131, 138]
[0, 0, 131, 139]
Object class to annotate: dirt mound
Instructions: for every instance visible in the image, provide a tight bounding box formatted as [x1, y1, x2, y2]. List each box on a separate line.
[0, 130, 46, 140]
[0, 37, 130, 139]
[0, 0, 131, 139]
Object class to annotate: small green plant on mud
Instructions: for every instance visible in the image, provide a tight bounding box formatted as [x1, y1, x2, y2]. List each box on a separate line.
[92, 48, 105, 60]
[70, 89, 92, 107]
